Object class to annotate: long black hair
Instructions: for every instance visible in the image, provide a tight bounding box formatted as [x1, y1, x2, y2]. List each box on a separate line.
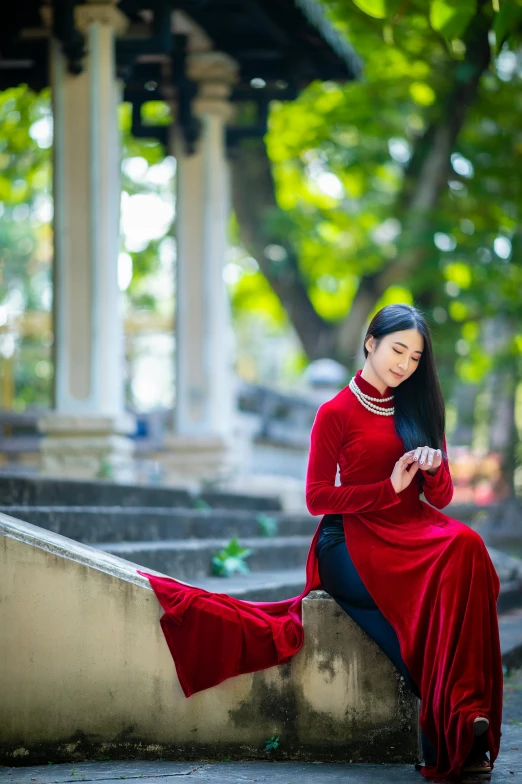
[363, 303, 448, 459]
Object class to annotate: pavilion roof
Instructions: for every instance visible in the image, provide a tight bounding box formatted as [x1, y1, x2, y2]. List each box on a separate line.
[0, 0, 362, 94]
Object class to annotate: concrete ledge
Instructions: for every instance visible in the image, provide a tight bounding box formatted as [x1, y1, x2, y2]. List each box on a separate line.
[0, 513, 418, 766]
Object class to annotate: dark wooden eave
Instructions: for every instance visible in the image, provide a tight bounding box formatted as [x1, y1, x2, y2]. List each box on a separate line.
[0, 0, 361, 151]
[0, 0, 361, 93]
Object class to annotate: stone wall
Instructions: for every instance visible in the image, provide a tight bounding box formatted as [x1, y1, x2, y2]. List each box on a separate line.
[0, 513, 419, 765]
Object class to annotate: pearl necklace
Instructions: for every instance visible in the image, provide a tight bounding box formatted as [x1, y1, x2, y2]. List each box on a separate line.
[349, 376, 395, 416]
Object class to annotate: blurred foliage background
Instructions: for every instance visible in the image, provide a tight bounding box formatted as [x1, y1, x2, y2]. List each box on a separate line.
[1, 0, 522, 494]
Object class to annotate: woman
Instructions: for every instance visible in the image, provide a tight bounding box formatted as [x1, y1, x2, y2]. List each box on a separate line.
[139, 302, 502, 783]
[308, 303, 502, 781]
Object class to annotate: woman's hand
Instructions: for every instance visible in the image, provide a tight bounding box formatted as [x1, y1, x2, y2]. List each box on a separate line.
[390, 452, 420, 494]
[407, 445, 443, 475]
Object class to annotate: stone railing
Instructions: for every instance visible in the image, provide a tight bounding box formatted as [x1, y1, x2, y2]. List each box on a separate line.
[236, 380, 317, 448]
[0, 512, 419, 766]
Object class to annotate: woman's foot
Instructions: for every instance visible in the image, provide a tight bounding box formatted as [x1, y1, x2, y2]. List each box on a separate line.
[461, 755, 491, 775]
[461, 753, 492, 774]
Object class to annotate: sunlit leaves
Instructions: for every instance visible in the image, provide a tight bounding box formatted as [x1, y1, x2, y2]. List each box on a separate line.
[448, 300, 468, 321]
[309, 274, 358, 320]
[443, 261, 472, 288]
[350, 0, 407, 20]
[0, 87, 51, 202]
[462, 321, 479, 342]
[429, 0, 477, 41]
[119, 102, 166, 165]
[341, 170, 366, 198]
[493, 1, 522, 50]
[409, 81, 436, 106]
[352, 0, 387, 18]
[372, 286, 414, 315]
[140, 100, 172, 126]
[230, 269, 288, 326]
[456, 350, 492, 383]
[514, 335, 522, 356]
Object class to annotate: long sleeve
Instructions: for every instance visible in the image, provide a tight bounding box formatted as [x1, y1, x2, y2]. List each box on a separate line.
[305, 403, 401, 516]
[421, 434, 454, 509]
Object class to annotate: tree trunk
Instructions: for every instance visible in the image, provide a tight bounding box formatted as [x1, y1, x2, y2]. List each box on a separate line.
[483, 317, 519, 500]
[452, 384, 479, 447]
[230, 140, 337, 360]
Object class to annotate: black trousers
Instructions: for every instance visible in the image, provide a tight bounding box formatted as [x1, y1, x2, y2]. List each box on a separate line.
[315, 514, 438, 766]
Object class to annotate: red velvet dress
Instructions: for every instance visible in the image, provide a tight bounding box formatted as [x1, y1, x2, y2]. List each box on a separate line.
[138, 369, 503, 781]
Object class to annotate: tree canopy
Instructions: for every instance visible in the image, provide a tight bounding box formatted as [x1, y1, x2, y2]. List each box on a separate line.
[230, 0, 522, 389]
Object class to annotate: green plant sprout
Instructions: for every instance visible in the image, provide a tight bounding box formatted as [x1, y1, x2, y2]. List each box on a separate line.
[264, 735, 280, 751]
[211, 537, 253, 577]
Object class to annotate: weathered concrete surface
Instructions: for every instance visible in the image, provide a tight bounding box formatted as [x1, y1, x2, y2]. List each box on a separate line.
[0, 514, 417, 766]
[0, 724, 521, 782]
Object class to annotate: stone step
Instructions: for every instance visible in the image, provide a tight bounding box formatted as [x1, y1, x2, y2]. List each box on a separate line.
[196, 568, 306, 602]
[486, 535, 522, 560]
[489, 547, 522, 614]
[95, 535, 312, 581]
[446, 502, 502, 524]
[120, 543, 521, 607]
[0, 474, 282, 511]
[498, 580, 522, 614]
[499, 606, 522, 671]
[0, 506, 316, 544]
[153, 566, 522, 609]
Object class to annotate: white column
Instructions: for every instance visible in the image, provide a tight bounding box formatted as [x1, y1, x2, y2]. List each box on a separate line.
[38, 3, 135, 481]
[163, 52, 239, 486]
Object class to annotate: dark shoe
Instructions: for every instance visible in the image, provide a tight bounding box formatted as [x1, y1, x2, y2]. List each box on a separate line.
[473, 717, 489, 737]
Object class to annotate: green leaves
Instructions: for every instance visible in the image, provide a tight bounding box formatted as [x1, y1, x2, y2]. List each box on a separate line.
[96, 458, 114, 480]
[246, 0, 522, 391]
[493, 1, 522, 50]
[350, 0, 479, 39]
[264, 735, 280, 751]
[352, 0, 387, 18]
[351, 0, 406, 19]
[429, 0, 476, 42]
[256, 513, 279, 537]
[211, 537, 253, 577]
[193, 498, 212, 511]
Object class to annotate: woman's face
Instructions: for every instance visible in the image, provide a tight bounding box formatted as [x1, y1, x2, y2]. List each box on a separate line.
[366, 328, 424, 388]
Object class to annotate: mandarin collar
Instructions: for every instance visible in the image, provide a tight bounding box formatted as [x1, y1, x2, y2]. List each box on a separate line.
[355, 368, 392, 399]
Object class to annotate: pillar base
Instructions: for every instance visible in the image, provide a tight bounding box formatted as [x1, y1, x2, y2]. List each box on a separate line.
[160, 433, 239, 489]
[38, 413, 136, 483]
